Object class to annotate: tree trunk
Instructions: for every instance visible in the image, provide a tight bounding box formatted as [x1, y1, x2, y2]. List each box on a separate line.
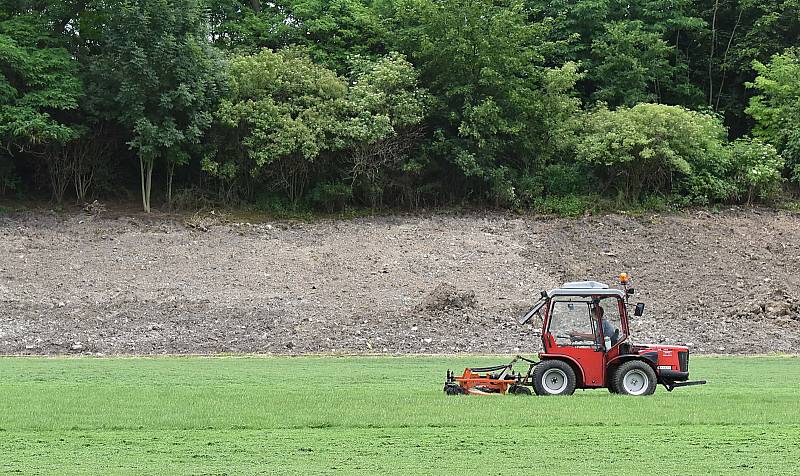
[250, 0, 261, 13]
[46, 149, 71, 205]
[140, 156, 153, 213]
[73, 145, 93, 203]
[708, 0, 719, 107]
[167, 161, 175, 209]
[74, 166, 93, 203]
[716, 8, 744, 111]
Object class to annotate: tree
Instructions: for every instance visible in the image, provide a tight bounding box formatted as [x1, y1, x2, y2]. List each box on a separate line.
[285, 0, 389, 71]
[697, 0, 799, 130]
[342, 52, 429, 206]
[0, 13, 83, 202]
[206, 0, 303, 53]
[2, 0, 799, 209]
[65, 123, 116, 202]
[205, 0, 390, 72]
[539, 0, 706, 108]
[88, 0, 226, 212]
[213, 48, 350, 206]
[589, 20, 673, 106]
[746, 48, 800, 184]
[395, 0, 581, 205]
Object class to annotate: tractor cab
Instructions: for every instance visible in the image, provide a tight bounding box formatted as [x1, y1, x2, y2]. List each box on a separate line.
[445, 273, 706, 396]
[538, 281, 631, 388]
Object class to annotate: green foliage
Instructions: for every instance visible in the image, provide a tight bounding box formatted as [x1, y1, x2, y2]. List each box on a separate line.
[343, 52, 429, 205]
[590, 20, 672, 106]
[2, 0, 800, 209]
[396, 0, 583, 205]
[540, 163, 591, 197]
[309, 181, 353, 212]
[206, 1, 304, 53]
[214, 48, 350, 205]
[544, 0, 705, 107]
[577, 104, 733, 203]
[285, 0, 389, 71]
[729, 137, 784, 203]
[0, 14, 82, 147]
[90, 0, 225, 160]
[213, 48, 427, 208]
[734, 0, 800, 68]
[532, 194, 595, 217]
[746, 48, 800, 184]
[206, 0, 389, 72]
[345, 52, 428, 142]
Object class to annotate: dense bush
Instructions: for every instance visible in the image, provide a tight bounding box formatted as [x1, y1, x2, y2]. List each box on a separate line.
[309, 181, 353, 212]
[208, 48, 427, 208]
[577, 104, 733, 203]
[212, 48, 350, 206]
[728, 138, 784, 204]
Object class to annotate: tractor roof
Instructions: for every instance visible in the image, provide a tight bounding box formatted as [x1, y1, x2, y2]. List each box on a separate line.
[548, 281, 625, 298]
[561, 281, 608, 289]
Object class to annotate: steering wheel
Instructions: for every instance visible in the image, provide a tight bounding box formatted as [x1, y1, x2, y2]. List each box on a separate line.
[556, 333, 581, 342]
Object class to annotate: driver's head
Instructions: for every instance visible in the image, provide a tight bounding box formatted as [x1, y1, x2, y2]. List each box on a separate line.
[597, 305, 605, 319]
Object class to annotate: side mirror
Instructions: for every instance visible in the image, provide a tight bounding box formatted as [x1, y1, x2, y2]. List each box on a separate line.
[626, 288, 635, 295]
[540, 290, 548, 299]
[634, 302, 645, 317]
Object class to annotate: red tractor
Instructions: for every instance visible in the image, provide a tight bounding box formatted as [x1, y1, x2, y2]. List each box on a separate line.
[444, 274, 706, 396]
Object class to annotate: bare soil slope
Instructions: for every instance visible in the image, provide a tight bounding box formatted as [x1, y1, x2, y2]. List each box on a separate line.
[1, 208, 798, 355]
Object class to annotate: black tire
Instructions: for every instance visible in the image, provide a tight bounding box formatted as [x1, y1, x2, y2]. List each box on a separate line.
[508, 384, 532, 396]
[532, 360, 576, 396]
[607, 369, 619, 394]
[613, 360, 657, 396]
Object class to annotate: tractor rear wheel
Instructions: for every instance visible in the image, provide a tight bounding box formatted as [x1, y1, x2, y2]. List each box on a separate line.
[532, 360, 576, 396]
[614, 361, 657, 396]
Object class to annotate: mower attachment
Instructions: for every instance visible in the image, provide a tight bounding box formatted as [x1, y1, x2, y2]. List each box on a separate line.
[444, 356, 536, 396]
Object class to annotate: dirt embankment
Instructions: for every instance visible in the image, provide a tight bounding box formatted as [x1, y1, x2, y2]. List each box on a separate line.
[1, 207, 798, 355]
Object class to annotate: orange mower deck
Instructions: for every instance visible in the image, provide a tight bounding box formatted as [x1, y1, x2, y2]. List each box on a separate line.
[444, 356, 535, 395]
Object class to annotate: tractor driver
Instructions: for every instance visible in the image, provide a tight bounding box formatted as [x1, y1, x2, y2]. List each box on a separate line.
[597, 306, 620, 346]
[569, 305, 620, 347]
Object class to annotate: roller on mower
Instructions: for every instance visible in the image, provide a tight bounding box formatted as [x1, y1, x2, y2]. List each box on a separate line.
[444, 274, 706, 396]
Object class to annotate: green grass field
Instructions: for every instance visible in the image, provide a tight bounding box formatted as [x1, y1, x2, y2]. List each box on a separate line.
[1, 356, 798, 475]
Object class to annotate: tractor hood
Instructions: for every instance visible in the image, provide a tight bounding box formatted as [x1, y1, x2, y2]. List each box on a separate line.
[634, 344, 691, 380]
[636, 344, 689, 354]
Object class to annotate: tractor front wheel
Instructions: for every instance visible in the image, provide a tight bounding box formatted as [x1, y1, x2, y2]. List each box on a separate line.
[532, 360, 576, 396]
[613, 361, 657, 396]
